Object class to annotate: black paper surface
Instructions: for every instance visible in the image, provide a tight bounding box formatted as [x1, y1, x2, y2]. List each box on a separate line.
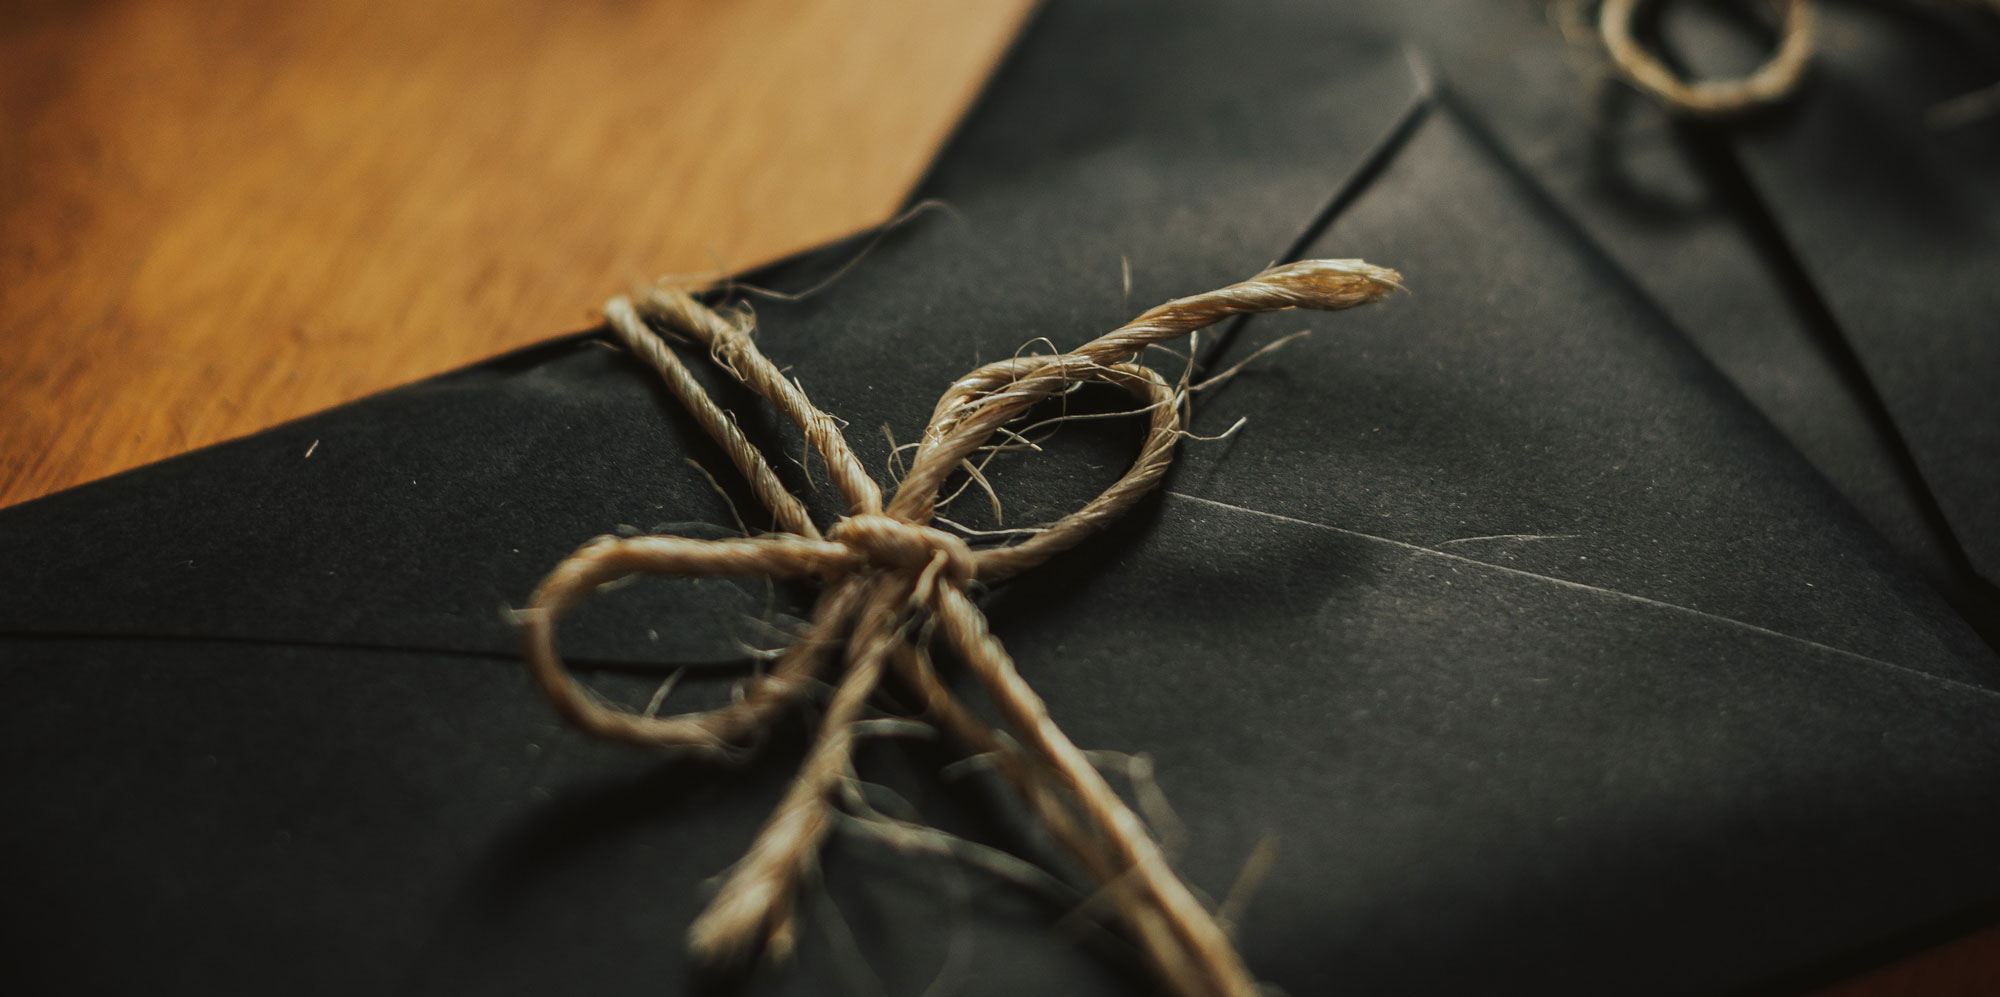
[4, 1, 1998, 994]
[1376, 0, 2000, 616]
[1714, 1, 2000, 586]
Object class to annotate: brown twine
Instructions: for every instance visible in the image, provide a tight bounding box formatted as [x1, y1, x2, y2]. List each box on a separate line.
[516, 259, 1401, 997]
[1598, 0, 1818, 117]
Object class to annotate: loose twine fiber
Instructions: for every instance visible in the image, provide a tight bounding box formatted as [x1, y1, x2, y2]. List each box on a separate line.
[516, 259, 1401, 997]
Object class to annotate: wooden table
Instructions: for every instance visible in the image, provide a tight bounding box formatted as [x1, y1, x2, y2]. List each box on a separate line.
[1, 1, 1993, 992]
[1, 0, 1031, 507]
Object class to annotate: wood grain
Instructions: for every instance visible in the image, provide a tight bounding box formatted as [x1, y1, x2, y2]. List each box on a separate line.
[0, 0, 1033, 508]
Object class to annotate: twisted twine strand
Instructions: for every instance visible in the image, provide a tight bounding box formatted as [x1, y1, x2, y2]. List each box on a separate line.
[517, 258, 1402, 997]
[1598, 0, 1817, 118]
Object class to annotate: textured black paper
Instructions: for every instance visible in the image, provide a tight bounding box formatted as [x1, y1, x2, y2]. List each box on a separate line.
[1377, 0, 2000, 618]
[1712, 1, 2000, 588]
[4, 1, 1997, 995]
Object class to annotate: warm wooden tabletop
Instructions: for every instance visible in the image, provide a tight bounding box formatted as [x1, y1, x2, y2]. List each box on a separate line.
[2, 1, 1995, 992]
[0, 0, 1032, 508]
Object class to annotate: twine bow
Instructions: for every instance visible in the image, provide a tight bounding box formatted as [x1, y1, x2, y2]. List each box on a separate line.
[517, 258, 1400, 997]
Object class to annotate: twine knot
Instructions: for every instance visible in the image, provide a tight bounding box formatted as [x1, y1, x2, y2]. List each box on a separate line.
[517, 258, 1401, 997]
[827, 513, 975, 588]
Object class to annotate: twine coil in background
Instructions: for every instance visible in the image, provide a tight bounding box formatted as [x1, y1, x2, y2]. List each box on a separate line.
[1593, 0, 2000, 120]
[1598, 0, 1819, 117]
[516, 260, 1402, 997]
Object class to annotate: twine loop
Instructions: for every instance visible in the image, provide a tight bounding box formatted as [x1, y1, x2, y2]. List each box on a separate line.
[1599, 0, 1817, 118]
[516, 257, 1400, 997]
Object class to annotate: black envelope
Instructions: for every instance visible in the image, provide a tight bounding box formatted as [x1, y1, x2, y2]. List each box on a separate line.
[1386, 0, 2000, 616]
[5, 1, 1997, 995]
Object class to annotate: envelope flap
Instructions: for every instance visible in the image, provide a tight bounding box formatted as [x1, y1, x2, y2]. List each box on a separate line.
[1686, 1, 2000, 586]
[1664, 0, 2000, 588]
[1167, 99, 1996, 684]
[1354, 0, 1983, 604]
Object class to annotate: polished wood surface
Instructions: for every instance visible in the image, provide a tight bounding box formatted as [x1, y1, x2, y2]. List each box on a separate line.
[0, 0, 1033, 508]
[1, 1, 1994, 992]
